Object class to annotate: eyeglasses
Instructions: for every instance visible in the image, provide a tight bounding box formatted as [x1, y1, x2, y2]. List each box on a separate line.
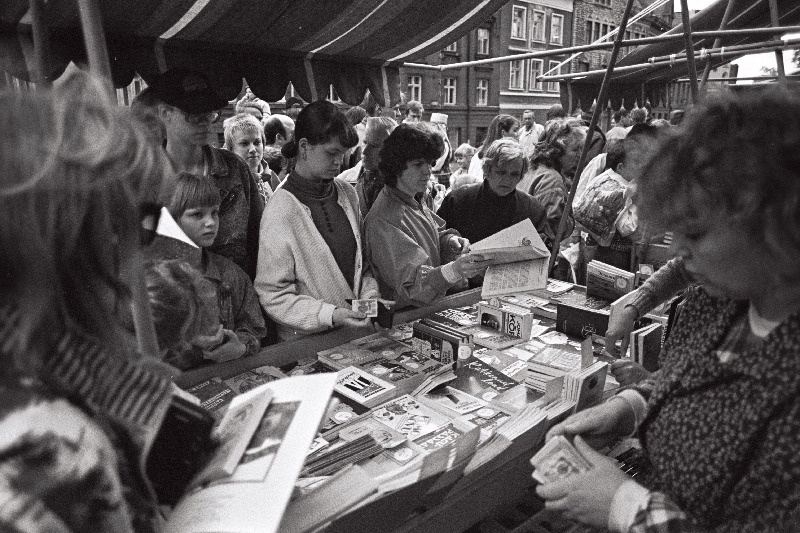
[182, 109, 221, 125]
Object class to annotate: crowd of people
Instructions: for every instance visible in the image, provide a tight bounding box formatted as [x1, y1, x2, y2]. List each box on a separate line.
[1, 64, 799, 533]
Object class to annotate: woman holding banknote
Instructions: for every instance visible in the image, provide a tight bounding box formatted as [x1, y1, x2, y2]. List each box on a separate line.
[255, 100, 381, 341]
[535, 89, 800, 532]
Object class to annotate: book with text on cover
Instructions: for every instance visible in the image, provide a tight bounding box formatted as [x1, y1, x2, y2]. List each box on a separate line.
[467, 219, 551, 298]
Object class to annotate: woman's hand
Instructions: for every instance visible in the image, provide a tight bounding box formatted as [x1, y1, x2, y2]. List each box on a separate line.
[332, 308, 371, 328]
[546, 398, 634, 449]
[610, 359, 652, 386]
[448, 236, 470, 254]
[451, 253, 492, 279]
[605, 305, 639, 355]
[535, 436, 632, 528]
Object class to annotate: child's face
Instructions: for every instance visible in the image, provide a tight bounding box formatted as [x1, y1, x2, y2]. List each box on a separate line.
[455, 153, 470, 171]
[177, 206, 219, 247]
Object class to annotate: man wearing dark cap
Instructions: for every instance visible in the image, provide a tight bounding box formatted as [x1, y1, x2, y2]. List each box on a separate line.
[153, 67, 264, 279]
[284, 96, 305, 121]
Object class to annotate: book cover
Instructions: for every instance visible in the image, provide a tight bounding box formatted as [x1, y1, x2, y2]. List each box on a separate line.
[165, 373, 338, 533]
[318, 391, 372, 438]
[474, 349, 529, 381]
[371, 394, 451, 440]
[425, 306, 480, 330]
[184, 378, 236, 418]
[421, 385, 487, 415]
[334, 366, 398, 408]
[463, 324, 524, 350]
[586, 260, 635, 302]
[223, 365, 286, 395]
[450, 356, 521, 400]
[188, 386, 273, 490]
[556, 302, 611, 339]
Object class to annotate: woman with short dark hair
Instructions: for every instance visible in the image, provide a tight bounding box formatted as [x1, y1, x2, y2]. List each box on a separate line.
[255, 100, 380, 340]
[364, 124, 492, 308]
[538, 89, 800, 533]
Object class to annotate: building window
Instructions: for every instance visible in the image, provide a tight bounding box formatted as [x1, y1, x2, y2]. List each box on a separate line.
[408, 76, 422, 102]
[444, 41, 458, 52]
[531, 11, 545, 42]
[477, 28, 490, 55]
[511, 6, 527, 40]
[529, 59, 544, 91]
[594, 0, 612, 5]
[509, 59, 525, 90]
[443, 77, 457, 105]
[550, 14, 564, 45]
[476, 79, 488, 106]
[547, 61, 562, 92]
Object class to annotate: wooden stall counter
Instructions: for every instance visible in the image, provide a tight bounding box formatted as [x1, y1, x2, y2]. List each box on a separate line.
[176, 288, 483, 389]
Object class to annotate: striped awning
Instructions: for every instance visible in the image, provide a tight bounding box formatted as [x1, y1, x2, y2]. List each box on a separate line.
[1, 0, 508, 105]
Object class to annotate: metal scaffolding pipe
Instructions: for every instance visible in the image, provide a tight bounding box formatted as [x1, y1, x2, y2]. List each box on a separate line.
[679, 0, 700, 102]
[400, 26, 800, 72]
[768, 0, 787, 85]
[538, 37, 800, 81]
[547, 0, 637, 274]
[700, 0, 738, 92]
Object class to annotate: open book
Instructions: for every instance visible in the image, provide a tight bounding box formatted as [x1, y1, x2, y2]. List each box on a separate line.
[467, 219, 551, 298]
[165, 373, 337, 533]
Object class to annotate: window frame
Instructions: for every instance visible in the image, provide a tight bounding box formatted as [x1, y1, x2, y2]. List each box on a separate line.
[511, 5, 528, 41]
[477, 28, 490, 55]
[443, 77, 457, 105]
[509, 59, 525, 90]
[476, 79, 489, 106]
[408, 75, 422, 102]
[529, 58, 544, 92]
[547, 60, 562, 92]
[550, 13, 564, 45]
[531, 10, 546, 43]
[444, 41, 458, 53]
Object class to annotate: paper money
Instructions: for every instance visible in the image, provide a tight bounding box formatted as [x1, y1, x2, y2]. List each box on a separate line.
[530, 435, 593, 483]
[352, 299, 379, 317]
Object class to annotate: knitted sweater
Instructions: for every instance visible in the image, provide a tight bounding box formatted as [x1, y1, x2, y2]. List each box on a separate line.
[255, 177, 379, 341]
[628, 287, 800, 532]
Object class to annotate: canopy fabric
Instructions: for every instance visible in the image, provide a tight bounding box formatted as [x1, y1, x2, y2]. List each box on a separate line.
[564, 0, 800, 110]
[1, 0, 508, 105]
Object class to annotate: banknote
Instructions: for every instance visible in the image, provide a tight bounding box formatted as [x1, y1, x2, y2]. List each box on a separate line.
[530, 435, 593, 483]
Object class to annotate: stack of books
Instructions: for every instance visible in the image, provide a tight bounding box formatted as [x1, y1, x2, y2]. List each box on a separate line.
[586, 260, 635, 302]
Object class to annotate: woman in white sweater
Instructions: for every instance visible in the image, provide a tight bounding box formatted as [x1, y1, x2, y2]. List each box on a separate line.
[255, 101, 380, 341]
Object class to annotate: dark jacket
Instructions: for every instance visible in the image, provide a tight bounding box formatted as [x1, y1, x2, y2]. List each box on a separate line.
[631, 287, 800, 532]
[438, 181, 553, 247]
[205, 145, 265, 280]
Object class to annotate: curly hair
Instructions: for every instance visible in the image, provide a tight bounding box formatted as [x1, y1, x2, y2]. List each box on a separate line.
[531, 118, 585, 172]
[635, 88, 800, 282]
[281, 100, 358, 159]
[378, 123, 444, 187]
[478, 114, 520, 158]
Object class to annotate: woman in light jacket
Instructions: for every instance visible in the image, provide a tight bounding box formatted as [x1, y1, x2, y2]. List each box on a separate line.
[255, 100, 380, 341]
